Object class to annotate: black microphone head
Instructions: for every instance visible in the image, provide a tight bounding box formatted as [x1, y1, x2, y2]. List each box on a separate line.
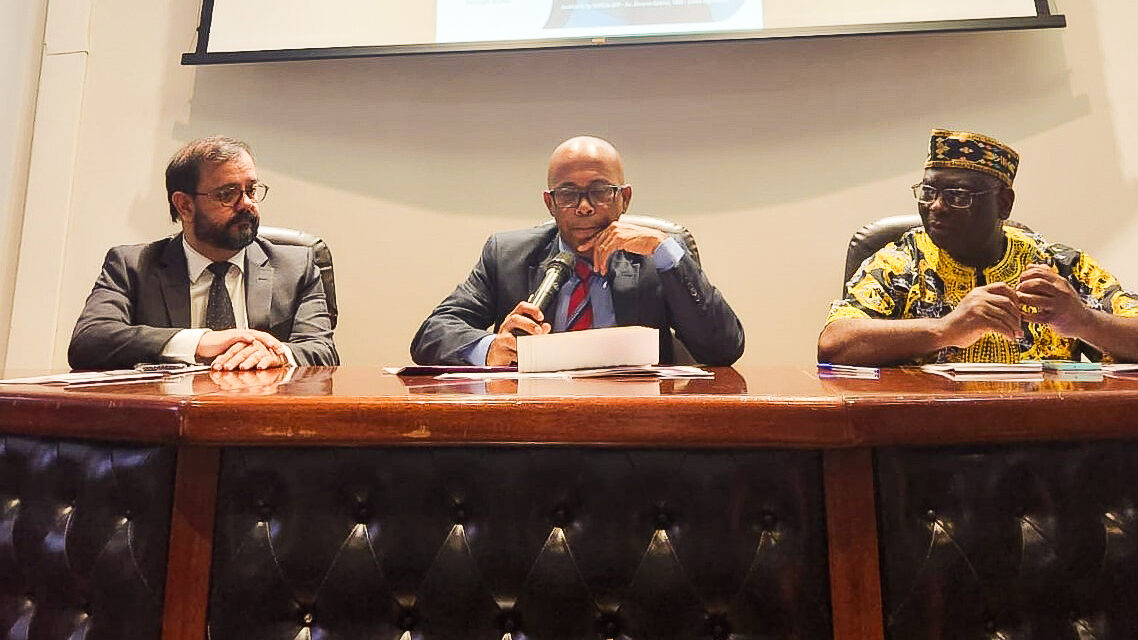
[528, 251, 578, 312]
[546, 251, 576, 276]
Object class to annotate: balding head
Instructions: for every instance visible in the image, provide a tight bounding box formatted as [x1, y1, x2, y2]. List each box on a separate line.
[543, 136, 632, 253]
[547, 136, 625, 188]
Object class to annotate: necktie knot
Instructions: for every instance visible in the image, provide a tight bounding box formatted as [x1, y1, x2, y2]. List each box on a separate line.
[208, 262, 231, 278]
[574, 259, 593, 282]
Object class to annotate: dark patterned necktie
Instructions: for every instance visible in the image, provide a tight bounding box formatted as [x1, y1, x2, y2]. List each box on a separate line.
[566, 259, 594, 331]
[204, 262, 236, 331]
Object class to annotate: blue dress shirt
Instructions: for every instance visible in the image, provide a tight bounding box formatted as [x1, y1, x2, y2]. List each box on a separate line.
[462, 236, 685, 365]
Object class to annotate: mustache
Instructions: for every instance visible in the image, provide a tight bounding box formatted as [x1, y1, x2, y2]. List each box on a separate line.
[229, 210, 258, 226]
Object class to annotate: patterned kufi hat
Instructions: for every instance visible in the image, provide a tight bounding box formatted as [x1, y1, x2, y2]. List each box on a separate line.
[925, 129, 1019, 186]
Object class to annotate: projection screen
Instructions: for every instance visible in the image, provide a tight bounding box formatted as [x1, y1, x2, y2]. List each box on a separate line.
[182, 0, 1064, 65]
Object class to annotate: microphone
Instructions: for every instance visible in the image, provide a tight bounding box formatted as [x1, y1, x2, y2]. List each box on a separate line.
[510, 251, 575, 337]
[528, 251, 576, 313]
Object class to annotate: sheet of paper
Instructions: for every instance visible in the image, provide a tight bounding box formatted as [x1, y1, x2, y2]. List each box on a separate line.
[0, 370, 165, 385]
[921, 362, 1044, 381]
[516, 325, 659, 373]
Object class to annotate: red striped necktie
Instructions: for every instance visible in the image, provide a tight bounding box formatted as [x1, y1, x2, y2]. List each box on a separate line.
[567, 259, 594, 331]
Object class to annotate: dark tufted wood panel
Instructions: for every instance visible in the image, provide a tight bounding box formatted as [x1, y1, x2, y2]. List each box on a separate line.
[207, 447, 831, 640]
[877, 442, 1138, 639]
[0, 436, 176, 640]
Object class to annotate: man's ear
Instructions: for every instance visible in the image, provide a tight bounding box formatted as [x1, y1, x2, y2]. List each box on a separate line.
[543, 190, 555, 215]
[171, 192, 195, 222]
[620, 184, 632, 213]
[998, 187, 1015, 220]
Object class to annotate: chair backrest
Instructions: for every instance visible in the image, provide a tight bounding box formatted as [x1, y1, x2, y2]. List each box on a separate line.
[539, 214, 701, 266]
[257, 226, 338, 328]
[842, 215, 1033, 296]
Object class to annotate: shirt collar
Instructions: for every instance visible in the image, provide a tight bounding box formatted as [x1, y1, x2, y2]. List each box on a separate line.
[182, 235, 246, 282]
[556, 236, 591, 266]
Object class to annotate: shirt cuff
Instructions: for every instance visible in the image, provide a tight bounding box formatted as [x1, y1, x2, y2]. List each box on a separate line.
[283, 345, 297, 367]
[652, 237, 685, 271]
[160, 329, 209, 364]
[461, 334, 496, 366]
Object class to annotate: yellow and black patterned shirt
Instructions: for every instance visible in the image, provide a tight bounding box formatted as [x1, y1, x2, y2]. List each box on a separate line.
[826, 226, 1138, 363]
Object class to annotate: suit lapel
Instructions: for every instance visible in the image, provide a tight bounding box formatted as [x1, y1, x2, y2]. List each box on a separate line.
[158, 235, 191, 327]
[610, 252, 640, 325]
[245, 241, 272, 330]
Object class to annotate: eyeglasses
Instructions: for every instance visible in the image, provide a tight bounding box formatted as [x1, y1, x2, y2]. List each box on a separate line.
[191, 183, 270, 207]
[546, 184, 626, 209]
[911, 183, 1000, 209]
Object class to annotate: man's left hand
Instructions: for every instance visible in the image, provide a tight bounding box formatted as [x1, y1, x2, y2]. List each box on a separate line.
[210, 329, 290, 370]
[577, 221, 667, 276]
[1016, 265, 1093, 337]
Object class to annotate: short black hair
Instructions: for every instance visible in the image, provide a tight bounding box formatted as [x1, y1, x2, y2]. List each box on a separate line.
[165, 136, 253, 222]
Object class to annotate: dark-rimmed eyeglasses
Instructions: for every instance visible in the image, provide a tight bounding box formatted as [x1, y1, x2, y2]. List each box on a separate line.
[191, 183, 269, 208]
[546, 184, 626, 209]
[911, 183, 999, 209]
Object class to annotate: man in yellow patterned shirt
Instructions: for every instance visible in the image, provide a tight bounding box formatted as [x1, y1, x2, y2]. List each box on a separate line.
[818, 129, 1138, 365]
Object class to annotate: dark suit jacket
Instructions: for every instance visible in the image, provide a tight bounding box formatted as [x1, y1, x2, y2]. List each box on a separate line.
[68, 234, 338, 369]
[410, 225, 744, 365]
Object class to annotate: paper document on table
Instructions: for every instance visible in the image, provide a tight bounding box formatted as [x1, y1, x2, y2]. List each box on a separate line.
[1103, 363, 1138, 379]
[921, 361, 1043, 381]
[516, 325, 659, 373]
[0, 364, 211, 387]
[435, 364, 711, 381]
[0, 370, 165, 385]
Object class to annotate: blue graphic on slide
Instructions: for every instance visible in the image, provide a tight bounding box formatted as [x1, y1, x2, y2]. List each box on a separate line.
[545, 0, 745, 29]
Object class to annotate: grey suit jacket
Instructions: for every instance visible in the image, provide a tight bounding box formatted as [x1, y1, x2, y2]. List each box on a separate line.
[68, 234, 338, 369]
[410, 225, 744, 366]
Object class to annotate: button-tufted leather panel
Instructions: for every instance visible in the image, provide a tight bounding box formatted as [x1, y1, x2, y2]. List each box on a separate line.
[0, 436, 176, 640]
[208, 447, 831, 639]
[877, 442, 1138, 639]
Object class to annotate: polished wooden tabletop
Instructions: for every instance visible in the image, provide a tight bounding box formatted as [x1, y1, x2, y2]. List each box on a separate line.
[3, 365, 1137, 446]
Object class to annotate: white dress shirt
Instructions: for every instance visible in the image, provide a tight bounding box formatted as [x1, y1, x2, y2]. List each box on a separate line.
[159, 238, 249, 363]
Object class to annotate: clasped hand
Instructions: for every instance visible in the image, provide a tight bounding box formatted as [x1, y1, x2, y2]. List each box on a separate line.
[195, 328, 290, 370]
[576, 221, 667, 276]
[940, 265, 1091, 347]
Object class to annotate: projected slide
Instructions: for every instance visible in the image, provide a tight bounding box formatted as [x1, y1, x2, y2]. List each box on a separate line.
[436, 0, 765, 44]
[200, 0, 1044, 55]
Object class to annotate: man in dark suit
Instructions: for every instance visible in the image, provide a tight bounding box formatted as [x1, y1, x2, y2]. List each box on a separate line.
[411, 136, 744, 366]
[68, 136, 338, 370]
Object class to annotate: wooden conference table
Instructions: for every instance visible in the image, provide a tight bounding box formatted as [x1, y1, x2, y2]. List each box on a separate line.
[3, 365, 1138, 640]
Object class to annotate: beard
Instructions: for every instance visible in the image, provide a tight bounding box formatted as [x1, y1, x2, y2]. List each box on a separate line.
[194, 208, 259, 251]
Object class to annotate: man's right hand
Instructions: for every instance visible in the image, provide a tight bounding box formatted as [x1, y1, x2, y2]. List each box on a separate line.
[937, 282, 1024, 347]
[195, 329, 289, 370]
[486, 301, 551, 366]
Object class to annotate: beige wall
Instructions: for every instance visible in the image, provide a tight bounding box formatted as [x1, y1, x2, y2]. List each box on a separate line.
[5, 0, 1137, 371]
[0, 0, 47, 369]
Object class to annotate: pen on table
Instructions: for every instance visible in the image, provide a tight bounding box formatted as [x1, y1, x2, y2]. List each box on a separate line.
[817, 363, 881, 375]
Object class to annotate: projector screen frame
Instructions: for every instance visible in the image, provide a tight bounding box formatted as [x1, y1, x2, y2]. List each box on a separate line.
[181, 0, 1065, 66]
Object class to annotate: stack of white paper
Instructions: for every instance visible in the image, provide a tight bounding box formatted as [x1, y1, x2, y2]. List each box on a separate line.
[516, 326, 659, 373]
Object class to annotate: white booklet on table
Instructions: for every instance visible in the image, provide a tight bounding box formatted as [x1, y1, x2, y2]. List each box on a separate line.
[516, 325, 659, 373]
[921, 361, 1044, 381]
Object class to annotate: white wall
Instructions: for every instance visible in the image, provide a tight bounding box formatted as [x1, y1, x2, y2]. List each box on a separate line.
[0, 0, 48, 369]
[6, 0, 1138, 371]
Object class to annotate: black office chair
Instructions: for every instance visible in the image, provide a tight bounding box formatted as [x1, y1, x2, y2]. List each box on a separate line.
[258, 226, 338, 328]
